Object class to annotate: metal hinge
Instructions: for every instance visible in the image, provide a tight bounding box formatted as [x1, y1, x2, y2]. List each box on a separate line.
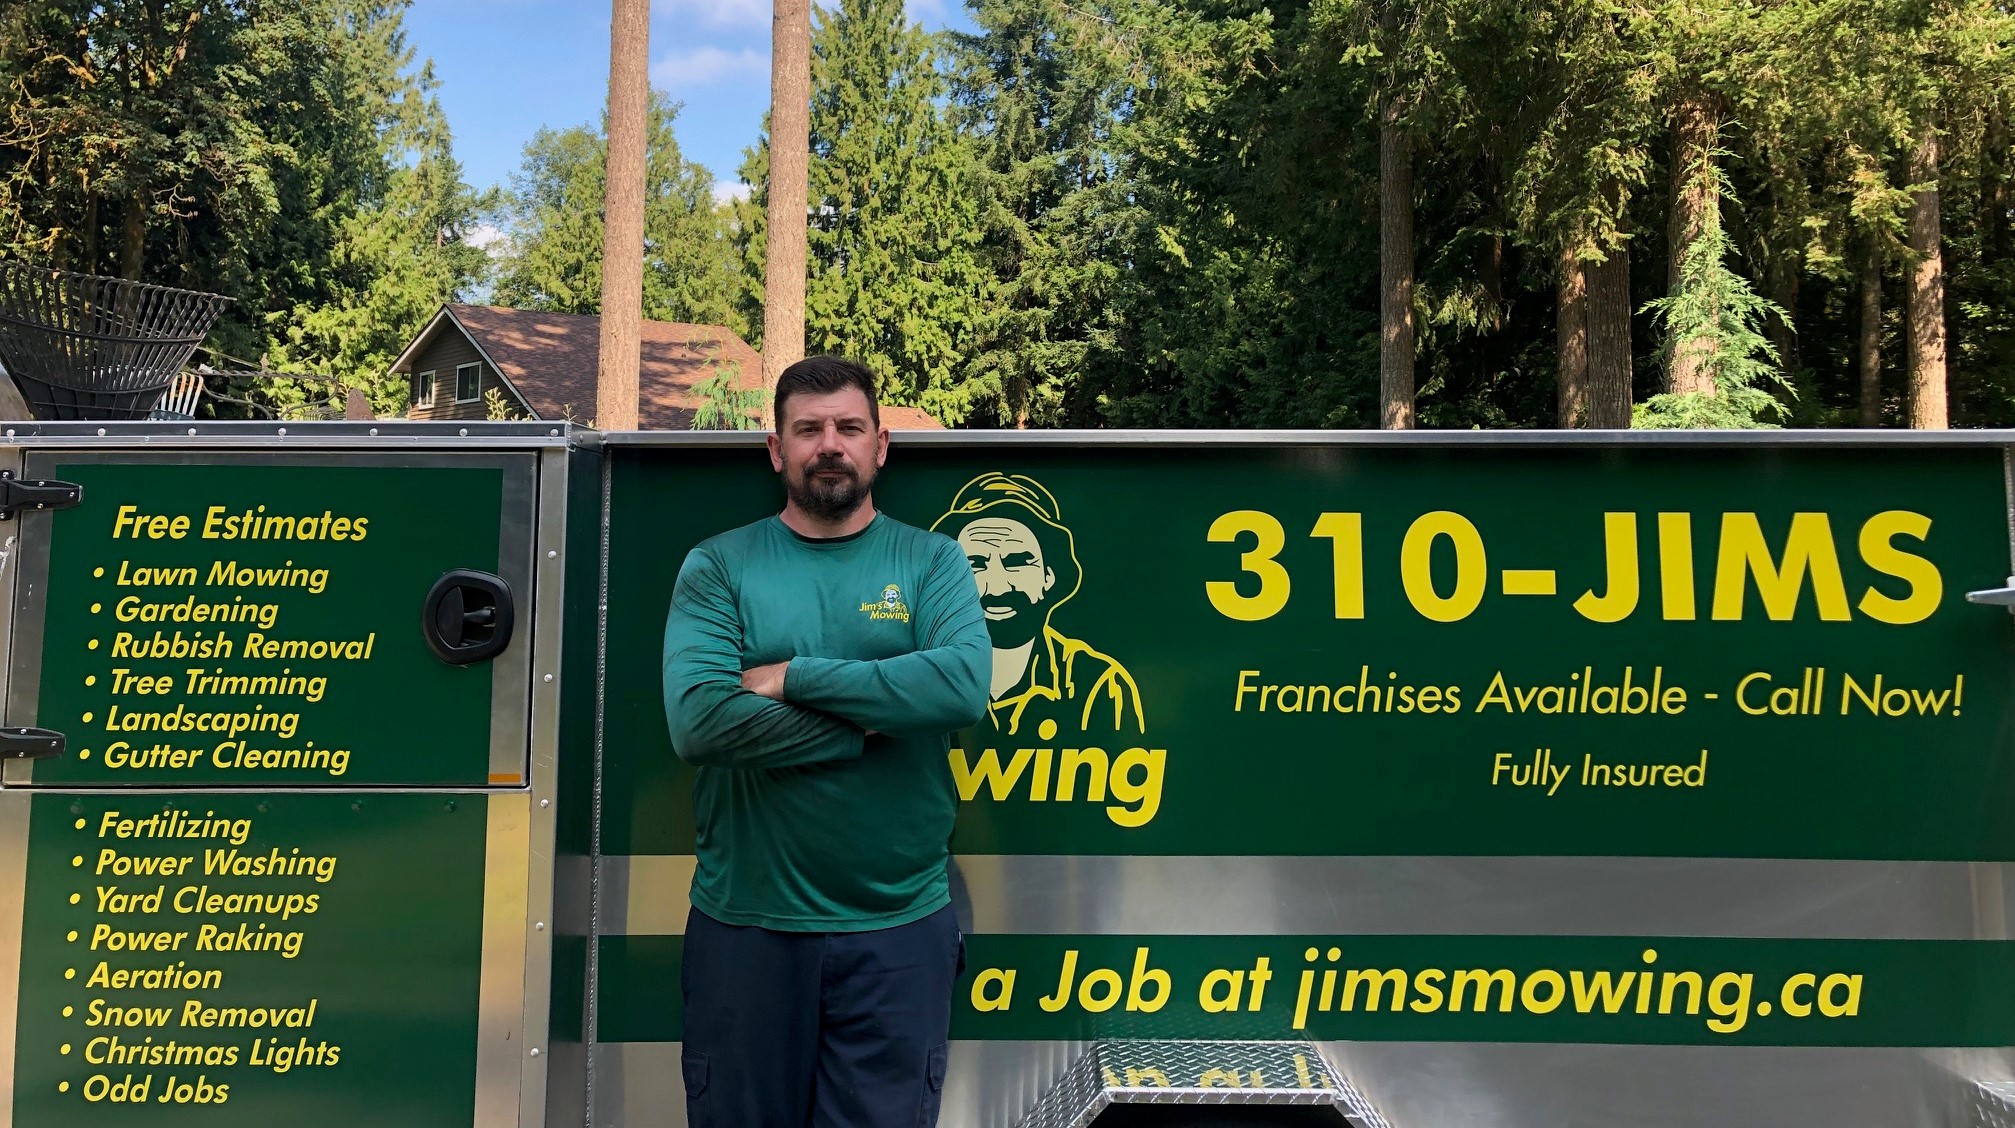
[0, 470, 80, 521]
[1966, 577, 2015, 612]
[0, 727, 62, 760]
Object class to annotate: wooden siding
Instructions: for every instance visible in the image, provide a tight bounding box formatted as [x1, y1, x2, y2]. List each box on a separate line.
[403, 325, 534, 421]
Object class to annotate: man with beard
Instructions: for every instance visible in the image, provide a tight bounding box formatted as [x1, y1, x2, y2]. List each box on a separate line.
[931, 473, 1144, 738]
[660, 356, 989, 1128]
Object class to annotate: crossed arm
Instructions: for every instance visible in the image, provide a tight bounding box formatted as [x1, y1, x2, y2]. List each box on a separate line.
[663, 548, 865, 769]
[663, 540, 990, 769]
[769, 539, 990, 737]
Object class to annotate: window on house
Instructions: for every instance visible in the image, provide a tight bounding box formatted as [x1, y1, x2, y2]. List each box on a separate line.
[455, 362, 481, 403]
[414, 371, 435, 409]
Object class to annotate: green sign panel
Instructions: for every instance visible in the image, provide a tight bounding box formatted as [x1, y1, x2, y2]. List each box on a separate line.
[604, 443, 2015, 860]
[598, 932, 2015, 1048]
[26, 461, 508, 787]
[11, 791, 489, 1124]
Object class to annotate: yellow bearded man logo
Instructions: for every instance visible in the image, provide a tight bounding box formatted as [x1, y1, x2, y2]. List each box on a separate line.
[931, 473, 1144, 737]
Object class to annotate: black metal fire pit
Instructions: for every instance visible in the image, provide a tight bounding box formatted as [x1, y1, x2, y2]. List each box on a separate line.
[0, 260, 231, 420]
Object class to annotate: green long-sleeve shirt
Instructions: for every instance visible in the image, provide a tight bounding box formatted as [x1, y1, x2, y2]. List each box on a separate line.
[661, 511, 990, 931]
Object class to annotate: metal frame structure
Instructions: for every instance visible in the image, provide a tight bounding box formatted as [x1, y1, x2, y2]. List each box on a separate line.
[0, 422, 2009, 1127]
[0, 423, 572, 1127]
[584, 424, 2015, 1128]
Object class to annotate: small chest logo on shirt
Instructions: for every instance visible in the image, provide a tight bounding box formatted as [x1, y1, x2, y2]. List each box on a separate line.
[860, 583, 911, 624]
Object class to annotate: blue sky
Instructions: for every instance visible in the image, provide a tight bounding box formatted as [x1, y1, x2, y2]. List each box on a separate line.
[403, 0, 978, 206]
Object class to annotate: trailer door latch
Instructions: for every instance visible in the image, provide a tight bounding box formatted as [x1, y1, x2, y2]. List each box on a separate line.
[0, 470, 81, 521]
[0, 727, 64, 760]
[422, 569, 515, 665]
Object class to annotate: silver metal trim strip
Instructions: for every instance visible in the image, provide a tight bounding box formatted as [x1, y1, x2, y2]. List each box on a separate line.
[585, 451, 613, 1125]
[598, 853, 2009, 940]
[488, 457, 540, 785]
[0, 447, 24, 790]
[0, 446, 29, 789]
[2, 490, 52, 787]
[517, 447, 570, 1127]
[2002, 446, 2014, 573]
[474, 793, 532, 1126]
[0, 790, 30, 1128]
[0, 422, 571, 445]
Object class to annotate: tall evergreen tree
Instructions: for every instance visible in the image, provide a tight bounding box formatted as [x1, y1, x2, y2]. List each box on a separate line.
[806, 0, 987, 420]
[493, 93, 738, 333]
[266, 7, 493, 412]
[951, 0, 1136, 426]
[1636, 156, 1793, 427]
[0, 1, 491, 412]
[740, 0, 989, 421]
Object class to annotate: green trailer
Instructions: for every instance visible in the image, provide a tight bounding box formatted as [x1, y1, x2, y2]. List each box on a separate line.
[0, 421, 2010, 1127]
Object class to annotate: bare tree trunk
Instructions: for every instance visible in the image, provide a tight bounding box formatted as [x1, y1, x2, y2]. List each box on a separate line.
[1556, 246, 1589, 427]
[1482, 233, 1504, 333]
[1987, 107, 2009, 264]
[1858, 240, 1883, 427]
[1768, 260, 1799, 378]
[1585, 232, 1634, 428]
[1666, 91, 1719, 397]
[1907, 119, 1948, 430]
[762, 0, 813, 430]
[120, 194, 145, 281]
[1379, 95, 1414, 429]
[596, 0, 649, 430]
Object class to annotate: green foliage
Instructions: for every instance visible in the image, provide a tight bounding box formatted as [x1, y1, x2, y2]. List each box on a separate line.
[492, 125, 608, 315]
[484, 386, 522, 421]
[0, 1, 489, 415]
[726, 136, 768, 352]
[1636, 157, 1793, 429]
[949, 0, 1165, 426]
[265, 7, 495, 415]
[739, 0, 990, 421]
[940, 0, 2013, 430]
[689, 352, 764, 431]
[807, 0, 989, 422]
[493, 93, 739, 333]
[7, 0, 2013, 431]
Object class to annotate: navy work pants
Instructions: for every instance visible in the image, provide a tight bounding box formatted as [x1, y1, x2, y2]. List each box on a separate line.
[680, 903, 964, 1128]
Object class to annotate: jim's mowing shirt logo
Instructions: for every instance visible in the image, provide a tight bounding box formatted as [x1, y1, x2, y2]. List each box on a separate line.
[861, 583, 911, 623]
[931, 473, 1164, 829]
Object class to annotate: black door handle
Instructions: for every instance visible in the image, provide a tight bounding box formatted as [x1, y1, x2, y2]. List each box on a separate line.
[422, 570, 515, 665]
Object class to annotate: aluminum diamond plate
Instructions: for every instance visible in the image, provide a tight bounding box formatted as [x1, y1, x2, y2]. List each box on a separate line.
[1014, 1041, 1389, 1128]
[1974, 1081, 2015, 1128]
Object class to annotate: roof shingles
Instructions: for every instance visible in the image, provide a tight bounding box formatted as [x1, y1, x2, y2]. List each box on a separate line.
[408, 305, 944, 430]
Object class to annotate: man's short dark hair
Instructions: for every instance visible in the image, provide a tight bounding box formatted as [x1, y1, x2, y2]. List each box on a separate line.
[774, 356, 879, 431]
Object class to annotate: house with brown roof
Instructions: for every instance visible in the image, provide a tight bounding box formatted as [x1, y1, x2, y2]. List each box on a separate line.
[388, 304, 944, 429]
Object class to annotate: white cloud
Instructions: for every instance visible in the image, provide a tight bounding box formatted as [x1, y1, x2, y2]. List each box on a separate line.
[712, 181, 753, 205]
[904, 0, 948, 22]
[652, 0, 769, 29]
[650, 45, 768, 89]
[464, 223, 508, 253]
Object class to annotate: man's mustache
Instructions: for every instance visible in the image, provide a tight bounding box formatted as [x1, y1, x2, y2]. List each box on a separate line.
[982, 591, 1037, 615]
